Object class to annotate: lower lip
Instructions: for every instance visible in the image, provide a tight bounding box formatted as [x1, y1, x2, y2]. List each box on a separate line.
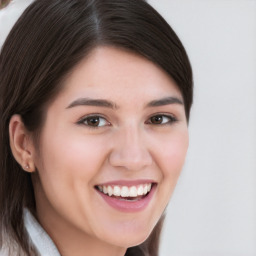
[96, 185, 156, 213]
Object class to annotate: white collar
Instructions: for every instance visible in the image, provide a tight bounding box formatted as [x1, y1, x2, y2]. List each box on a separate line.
[24, 209, 61, 256]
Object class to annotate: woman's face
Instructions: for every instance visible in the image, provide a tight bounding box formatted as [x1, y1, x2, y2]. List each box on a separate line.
[33, 47, 189, 252]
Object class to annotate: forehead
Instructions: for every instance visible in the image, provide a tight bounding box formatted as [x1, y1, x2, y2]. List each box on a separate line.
[56, 46, 182, 106]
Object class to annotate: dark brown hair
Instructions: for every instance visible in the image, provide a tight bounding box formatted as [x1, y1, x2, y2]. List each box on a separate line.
[0, 0, 193, 255]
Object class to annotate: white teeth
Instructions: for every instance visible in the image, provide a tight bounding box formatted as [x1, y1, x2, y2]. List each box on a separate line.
[99, 183, 153, 198]
[143, 185, 148, 195]
[107, 186, 113, 196]
[121, 186, 129, 197]
[113, 186, 121, 196]
[137, 185, 144, 196]
[103, 186, 108, 194]
[129, 186, 138, 197]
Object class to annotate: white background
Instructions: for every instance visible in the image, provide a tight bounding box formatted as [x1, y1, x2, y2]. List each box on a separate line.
[147, 1, 256, 255]
[1, 1, 256, 256]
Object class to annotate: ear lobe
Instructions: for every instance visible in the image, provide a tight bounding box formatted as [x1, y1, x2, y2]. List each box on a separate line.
[9, 114, 36, 173]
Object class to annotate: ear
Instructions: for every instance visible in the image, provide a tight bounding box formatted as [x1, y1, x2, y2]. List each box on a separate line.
[9, 114, 36, 173]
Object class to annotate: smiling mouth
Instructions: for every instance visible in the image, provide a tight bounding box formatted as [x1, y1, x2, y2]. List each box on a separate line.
[95, 183, 154, 201]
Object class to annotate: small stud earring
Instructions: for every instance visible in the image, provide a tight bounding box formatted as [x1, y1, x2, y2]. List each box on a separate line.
[24, 165, 29, 170]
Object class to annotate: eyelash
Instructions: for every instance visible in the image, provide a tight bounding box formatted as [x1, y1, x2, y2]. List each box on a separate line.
[145, 114, 177, 126]
[77, 113, 177, 129]
[77, 114, 110, 128]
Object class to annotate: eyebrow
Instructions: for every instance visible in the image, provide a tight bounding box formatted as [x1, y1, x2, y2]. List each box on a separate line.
[66, 96, 183, 110]
[146, 96, 183, 107]
[66, 98, 118, 109]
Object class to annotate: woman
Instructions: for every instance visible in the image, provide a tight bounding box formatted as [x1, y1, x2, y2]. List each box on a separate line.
[0, 0, 193, 255]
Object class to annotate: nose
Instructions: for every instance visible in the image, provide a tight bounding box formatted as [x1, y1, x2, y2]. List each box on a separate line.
[108, 125, 152, 171]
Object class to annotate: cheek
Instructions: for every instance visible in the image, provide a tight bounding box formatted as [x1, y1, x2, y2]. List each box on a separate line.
[34, 130, 110, 214]
[39, 132, 107, 180]
[157, 130, 188, 174]
[154, 130, 189, 196]
[34, 130, 111, 223]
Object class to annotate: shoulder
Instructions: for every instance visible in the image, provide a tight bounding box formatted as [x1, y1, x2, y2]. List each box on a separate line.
[0, 242, 25, 256]
[0, 209, 60, 256]
[24, 209, 61, 256]
[0, 233, 13, 256]
[0, 210, 35, 256]
[0, 247, 9, 256]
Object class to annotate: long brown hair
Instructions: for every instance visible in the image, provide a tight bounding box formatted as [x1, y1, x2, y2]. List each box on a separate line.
[0, 0, 193, 255]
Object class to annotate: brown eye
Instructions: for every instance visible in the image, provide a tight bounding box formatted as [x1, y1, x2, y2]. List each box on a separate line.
[87, 117, 100, 126]
[147, 115, 177, 125]
[150, 115, 163, 124]
[78, 116, 109, 127]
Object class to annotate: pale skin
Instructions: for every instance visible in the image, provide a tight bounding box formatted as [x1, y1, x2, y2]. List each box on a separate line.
[9, 47, 189, 256]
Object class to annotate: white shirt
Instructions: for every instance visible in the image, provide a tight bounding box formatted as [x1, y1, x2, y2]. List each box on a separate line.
[24, 209, 61, 256]
[0, 209, 61, 256]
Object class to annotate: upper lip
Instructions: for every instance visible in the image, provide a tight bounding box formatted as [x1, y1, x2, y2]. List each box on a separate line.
[95, 179, 156, 187]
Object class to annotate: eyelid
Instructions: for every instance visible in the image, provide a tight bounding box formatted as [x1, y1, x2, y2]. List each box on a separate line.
[77, 114, 111, 128]
[76, 112, 178, 128]
[145, 113, 178, 125]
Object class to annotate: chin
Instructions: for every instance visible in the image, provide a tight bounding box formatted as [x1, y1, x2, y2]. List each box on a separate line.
[105, 233, 149, 249]
[121, 232, 150, 248]
[97, 220, 155, 249]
